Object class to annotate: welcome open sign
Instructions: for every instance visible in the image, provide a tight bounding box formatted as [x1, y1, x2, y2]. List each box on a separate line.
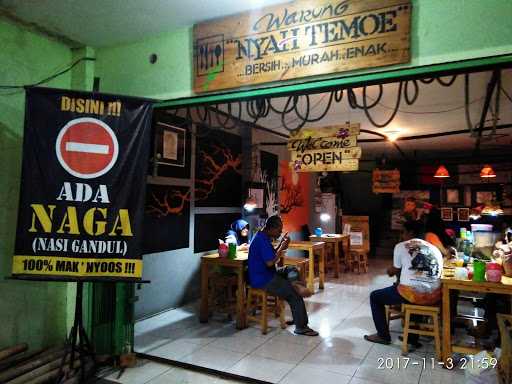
[288, 123, 361, 172]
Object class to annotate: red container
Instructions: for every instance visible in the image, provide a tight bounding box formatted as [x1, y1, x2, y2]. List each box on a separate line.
[486, 262, 502, 283]
[218, 243, 228, 258]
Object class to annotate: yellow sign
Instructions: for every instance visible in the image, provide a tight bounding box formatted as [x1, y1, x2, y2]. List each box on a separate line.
[290, 123, 360, 139]
[193, 0, 411, 92]
[289, 122, 361, 172]
[291, 147, 361, 162]
[288, 135, 358, 152]
[292, 158, 359, 173]
[12, 255, 142, 278]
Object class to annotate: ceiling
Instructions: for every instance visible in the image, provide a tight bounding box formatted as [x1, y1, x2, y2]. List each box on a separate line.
[213, 69, 512, 161]
[3, 1, 512, 161]
[0, 0, 289, 47]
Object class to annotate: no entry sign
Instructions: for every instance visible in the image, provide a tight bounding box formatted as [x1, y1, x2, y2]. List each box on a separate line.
[55, 117, 119, 179]
[14, 87, 153, 281]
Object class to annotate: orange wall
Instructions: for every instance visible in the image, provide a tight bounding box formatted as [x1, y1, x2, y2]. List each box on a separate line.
[279, 160, 310, 233]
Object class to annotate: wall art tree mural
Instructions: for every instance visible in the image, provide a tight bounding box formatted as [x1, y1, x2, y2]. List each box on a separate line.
[195, 128, 242, 207]
[142, 184, 190, 253]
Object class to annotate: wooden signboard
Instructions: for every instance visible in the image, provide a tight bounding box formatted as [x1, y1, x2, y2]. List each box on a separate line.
[295, 158, 359, 172]
[342, 215, 370, 253]
[287, 135, 358, 152]
[193, 0, 411, 93]
[372, 169, 400, 193]
[290, 123, 360, 139]
[291, 147, 362, 162]
[288, 122, 361, 172]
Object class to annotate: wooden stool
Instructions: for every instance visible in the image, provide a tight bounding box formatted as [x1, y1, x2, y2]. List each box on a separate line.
[402, 304, 441, 359]
[208, 272, 238, 318]
[350, 251, 368, 273]
[323, 243, 337, 276]
[246, 287, 286, 334]
[342, 250, 353, 272]
[385, 304, 403, 329]
[497, 314, 512, 384]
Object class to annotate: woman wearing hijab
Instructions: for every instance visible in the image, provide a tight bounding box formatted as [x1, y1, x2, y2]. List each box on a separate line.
[424, 208, 455, 259]
[226, 219, 250, 251]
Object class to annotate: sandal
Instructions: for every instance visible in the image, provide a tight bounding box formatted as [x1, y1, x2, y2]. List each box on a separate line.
[286, 320, 294, 326]
[364, 334, 391, 345]
[294, 327, 319, 336]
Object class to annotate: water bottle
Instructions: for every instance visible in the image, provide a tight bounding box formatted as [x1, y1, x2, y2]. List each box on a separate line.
[228, 242, 237, 259]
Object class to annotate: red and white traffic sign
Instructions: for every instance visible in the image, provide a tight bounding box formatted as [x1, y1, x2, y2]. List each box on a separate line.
[55, 117, 119, 179]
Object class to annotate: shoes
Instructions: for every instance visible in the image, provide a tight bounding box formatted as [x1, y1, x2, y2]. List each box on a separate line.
[364, 334, 391, 345]
[294, 327, 319, 336]
[398, 335, 423, 349]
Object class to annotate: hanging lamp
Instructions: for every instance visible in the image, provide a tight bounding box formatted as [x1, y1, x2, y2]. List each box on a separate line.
[243, 195, 257, 212]
[433, 165, 450, 178]
[480, 164, 496, 178]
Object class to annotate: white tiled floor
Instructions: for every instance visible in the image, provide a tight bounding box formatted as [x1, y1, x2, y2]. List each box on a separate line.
[103, 259, 480, 384]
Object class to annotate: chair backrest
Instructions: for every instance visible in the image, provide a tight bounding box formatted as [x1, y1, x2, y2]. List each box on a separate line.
[300, 224, 311, 241]
[342, 215, 370, 253]
[498, 313, 512, 384]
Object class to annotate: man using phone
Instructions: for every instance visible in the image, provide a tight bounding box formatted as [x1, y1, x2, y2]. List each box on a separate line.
[248, 215, 318, 336]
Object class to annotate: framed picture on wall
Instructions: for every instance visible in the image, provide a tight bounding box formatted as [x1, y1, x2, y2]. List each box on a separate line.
[151, 112, 191, 179]
[502, 185, 512, 207]
[245, 182, 266, 215]
[441, 207, 453, 221]
[156, 122, 186, 167]
[444, 188, 462, 205]
[471, 185, 499, 206]
[457, 207, 470, 222]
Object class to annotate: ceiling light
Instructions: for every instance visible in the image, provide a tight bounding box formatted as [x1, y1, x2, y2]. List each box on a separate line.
[320, 213, 331, 222]
[480, 164, 496, 178]
[243, 195, 257, 212]
[383, 128, 402, 142]
[433, 165, 450, 178]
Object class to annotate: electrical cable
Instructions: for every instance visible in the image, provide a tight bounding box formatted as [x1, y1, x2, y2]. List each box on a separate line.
[501, 86, 512, 104]
[362, 81, 403, 128]
[167, 72, 510, 135]
[404, 80, 419, 105]
[0, 57, 96, 89]
[436, 75, 458, 87]
[464, 73, 475, 136]
[362, 84, 383, 108]
[365, 95, 485, 114]
[293, 91, 334, 123]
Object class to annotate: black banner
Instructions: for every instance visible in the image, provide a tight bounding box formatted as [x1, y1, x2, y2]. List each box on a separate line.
[12, 87, 153, 281]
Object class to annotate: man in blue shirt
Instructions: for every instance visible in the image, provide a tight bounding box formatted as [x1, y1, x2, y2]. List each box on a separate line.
[248, 215, 318, 336]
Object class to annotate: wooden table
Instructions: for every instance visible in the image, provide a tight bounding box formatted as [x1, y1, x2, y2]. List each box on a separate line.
[199, 252, 248, 329]
[286, 241, 326, 292]
[309, 234, 350, 277]
[441, 272, 512, 363]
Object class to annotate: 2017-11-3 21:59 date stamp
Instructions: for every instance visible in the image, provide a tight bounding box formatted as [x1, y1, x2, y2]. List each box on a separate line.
[376, 357, 498, 370]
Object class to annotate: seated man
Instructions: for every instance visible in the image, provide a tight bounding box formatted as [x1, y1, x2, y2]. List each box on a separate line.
[364, 220, 443, 345]
[248, 215, 318, 336]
